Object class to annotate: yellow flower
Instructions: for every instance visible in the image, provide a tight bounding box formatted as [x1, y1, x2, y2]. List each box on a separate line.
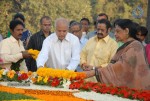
[43, 76, 48, 83]
[0, 69, 4, 76]
[36, 67, 86, 80]
[19, 70, 25, 74]
[37, 76, 43, 82]
[28, 49, 40, 60]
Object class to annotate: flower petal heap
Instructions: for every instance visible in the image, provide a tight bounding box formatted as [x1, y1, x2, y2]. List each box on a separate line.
[32, 68, 86, 87]
[36, 68, 86, 80]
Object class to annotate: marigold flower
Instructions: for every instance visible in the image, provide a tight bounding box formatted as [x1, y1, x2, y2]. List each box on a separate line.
[37, 76, 43, 82]
[7, 70, 15, 79]
[28, 49, 40, 60]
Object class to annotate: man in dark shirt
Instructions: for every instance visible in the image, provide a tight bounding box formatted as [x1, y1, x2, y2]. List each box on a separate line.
[26, 16, 52, 71]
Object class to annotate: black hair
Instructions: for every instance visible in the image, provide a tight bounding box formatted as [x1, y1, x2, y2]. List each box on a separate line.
[9, 20, 25, 31]
[114, 19, 139, 40]
[98, 13, 108, 20]
[13, 13, 25, 22]
[80, 18, 90, 25]
[40, 16, 51, 24]
[70, 21, 82, 30]
[97, 19, 111, 30]
[137, 26, 148, 37]
[69, 20, 76, 27]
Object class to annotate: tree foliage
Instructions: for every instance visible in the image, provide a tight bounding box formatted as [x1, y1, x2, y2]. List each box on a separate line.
[0, 0, 148, 37]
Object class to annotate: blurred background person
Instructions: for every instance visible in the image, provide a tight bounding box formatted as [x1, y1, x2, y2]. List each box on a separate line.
[70, 21, 88, 71]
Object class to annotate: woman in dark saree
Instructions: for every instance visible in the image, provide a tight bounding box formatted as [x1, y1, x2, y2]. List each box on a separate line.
[84, 19, 150, 90]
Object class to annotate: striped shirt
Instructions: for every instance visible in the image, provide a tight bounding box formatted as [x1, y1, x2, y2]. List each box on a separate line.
[26, 30, 51, 71]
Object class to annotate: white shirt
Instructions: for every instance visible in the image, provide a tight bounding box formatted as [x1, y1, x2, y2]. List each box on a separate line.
[36, 32, 80, 70]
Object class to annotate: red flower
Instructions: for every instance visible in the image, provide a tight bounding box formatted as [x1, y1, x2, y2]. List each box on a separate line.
[82, 82, 96, 90]
[17, 76, 22, 81]
[20, 73, 28, 80]
[110, 88, 118, 95]
[92, 85, 101, 92]
[132, 92, 139, 99]
[69, 81, 83, 89]
[51, 78, 60, 87]
[100, 87, 111, 94]
[99, 83, 107, 88]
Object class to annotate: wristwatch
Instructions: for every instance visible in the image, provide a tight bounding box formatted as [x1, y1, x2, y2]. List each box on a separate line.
[92, 66, 96, 70]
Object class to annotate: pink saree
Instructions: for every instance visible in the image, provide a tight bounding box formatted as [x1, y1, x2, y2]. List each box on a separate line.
[98, 40, 150, 90]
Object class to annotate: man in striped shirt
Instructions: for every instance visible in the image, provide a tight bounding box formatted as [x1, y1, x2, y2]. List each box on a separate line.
[26, 16, 52, 71]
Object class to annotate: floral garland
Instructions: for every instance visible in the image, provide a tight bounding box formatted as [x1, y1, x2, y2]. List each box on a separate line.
[0, 69, 32, 83]
[1, 68, 150, 101]
[28, 49, 40, 60]
[36, 68, 86, 80]
[0, 85, 88, 101]
[33, 68, 86, 87]
[69, 80, 150, 101]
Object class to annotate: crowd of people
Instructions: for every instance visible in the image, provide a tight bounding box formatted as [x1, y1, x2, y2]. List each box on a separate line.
[0, 12, 150, 90]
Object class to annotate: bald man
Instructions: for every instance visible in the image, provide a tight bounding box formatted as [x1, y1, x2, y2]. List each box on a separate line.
[37, 18, 80, 70]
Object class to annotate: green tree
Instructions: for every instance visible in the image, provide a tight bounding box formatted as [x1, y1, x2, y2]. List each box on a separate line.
[0, 0, 92, 36]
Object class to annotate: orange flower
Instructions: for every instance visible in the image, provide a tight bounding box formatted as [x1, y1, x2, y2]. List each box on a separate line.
[7, 70, 15, 79]
[27, 71, 33, 77]
[0, 85, 89, 101]
[31, 78, 37, 83]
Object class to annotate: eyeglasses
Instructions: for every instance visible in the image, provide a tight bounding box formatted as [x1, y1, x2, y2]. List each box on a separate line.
[71, 29, 81, 33]
[42, 24, 51, 26]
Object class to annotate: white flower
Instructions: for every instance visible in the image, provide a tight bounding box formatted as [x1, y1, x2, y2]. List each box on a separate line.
[62, 79, 71, 89]
[2, 69, 9, 75]
[31, 72, 37, 78]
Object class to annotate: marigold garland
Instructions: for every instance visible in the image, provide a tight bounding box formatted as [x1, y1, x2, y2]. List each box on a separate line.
[36, 68, 86, 80]
[28, 49, 40, 60]
[0, 85, 90, 101]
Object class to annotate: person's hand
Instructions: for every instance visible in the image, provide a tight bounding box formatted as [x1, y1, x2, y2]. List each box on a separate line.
[83, 70, 95, 78]
[82, 64, 94, 71]
[22, 50, 32, 58]
[81, 63, 89, 71]
[86, 65, 94, 71]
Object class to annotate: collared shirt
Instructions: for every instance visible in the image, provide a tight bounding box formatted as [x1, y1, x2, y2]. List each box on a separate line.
[80, 35, 88, 50]
[36, 33, 80, 70]
[76, 35, 88, 72]
[85, 31, 97, 39]
[86, 31, 123, 47]
[26, 30, 51, 71]
[0, 36, 27, 71]
[80, 35, 118, 67]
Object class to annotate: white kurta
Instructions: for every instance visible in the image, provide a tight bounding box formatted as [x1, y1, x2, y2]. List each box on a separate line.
[36, 33, 80, 70]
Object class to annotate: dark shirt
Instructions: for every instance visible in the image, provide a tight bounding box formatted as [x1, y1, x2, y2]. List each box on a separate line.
[26, 30, 51, 71]
[21, 30, 32, 49]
